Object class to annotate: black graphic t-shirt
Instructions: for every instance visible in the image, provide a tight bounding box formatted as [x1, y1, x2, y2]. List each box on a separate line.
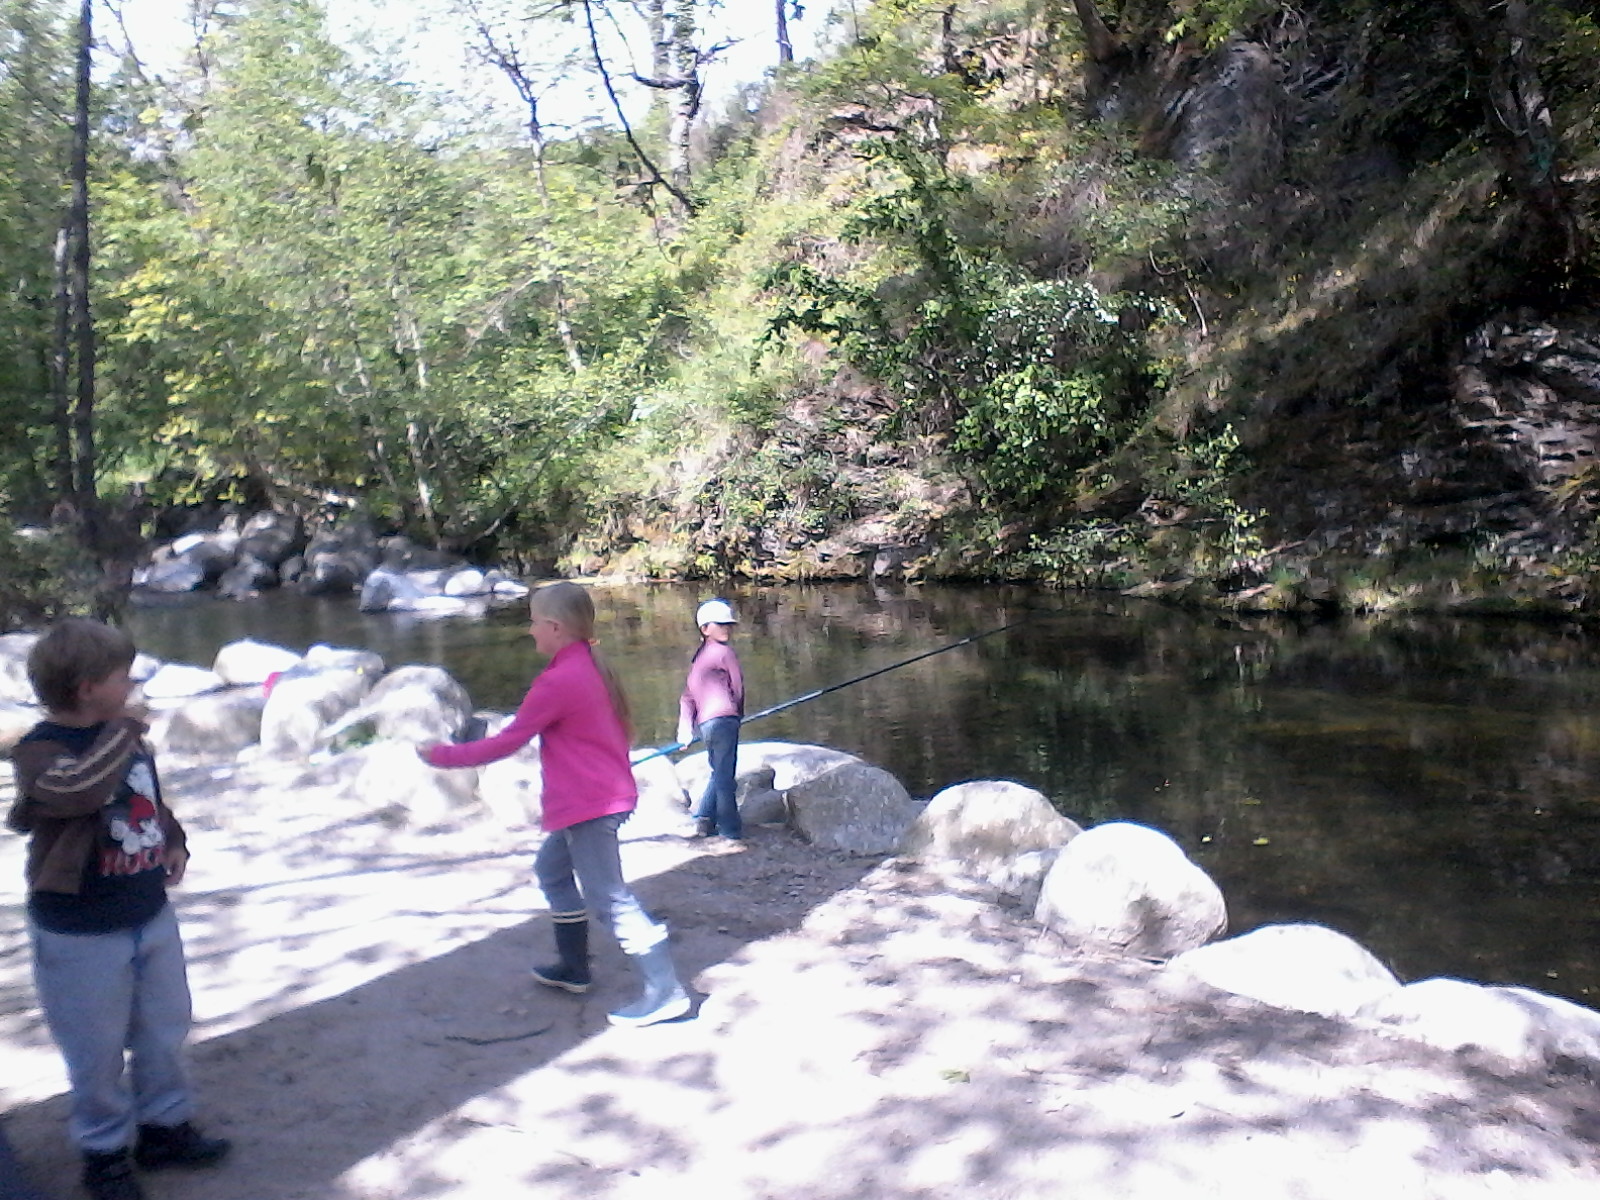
[26, 721, 170, 935]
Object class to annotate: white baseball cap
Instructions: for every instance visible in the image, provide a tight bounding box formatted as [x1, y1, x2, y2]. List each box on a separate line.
[696, 599, 738, 626]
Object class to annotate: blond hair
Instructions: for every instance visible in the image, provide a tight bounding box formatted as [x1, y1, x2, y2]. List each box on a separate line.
[531, 582, 633, 739]
[28, 617, 136, 712]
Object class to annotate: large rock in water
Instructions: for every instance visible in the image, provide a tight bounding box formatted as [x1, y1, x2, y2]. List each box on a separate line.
[149, 688, 266, 761]
[212, 639, 302, 686]
[140, 663, 226, 700]
[217, 556, 277, 600]
[259, 666, 374, 759]
[300, 528, 379, 595]
[1035, 821, 1225, 958]
[136, 556, 205, 594]
[237, 510, 303, 567]
[901, 780, 1081, 896]
[1357, 977, 1600, 1071]
[323, 664, 473, 747]
[169, 530, 239, 582]
[1163, 923, 1399, 1019]
[786, 760, 920, 854]
[359, 567, 428, 613]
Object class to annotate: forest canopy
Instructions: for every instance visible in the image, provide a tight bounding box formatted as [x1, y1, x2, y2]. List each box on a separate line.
[3, 0, 1599, 619]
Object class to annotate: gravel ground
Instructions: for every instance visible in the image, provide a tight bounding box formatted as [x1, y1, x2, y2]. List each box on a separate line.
[4, 756, 1600, 1200]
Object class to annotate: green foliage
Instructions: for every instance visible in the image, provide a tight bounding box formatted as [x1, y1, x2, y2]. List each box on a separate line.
[0, 519, 99, 631]
[0, 0, 71, 509]
[91, 0, 681, 547]
[1164, 0, 1277, 48]
[766, 136, 1171, 504]
[1021, 426, 1265, 590]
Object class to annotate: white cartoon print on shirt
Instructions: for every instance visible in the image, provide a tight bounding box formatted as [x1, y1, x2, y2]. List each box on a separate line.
[99, 757, 166, 876]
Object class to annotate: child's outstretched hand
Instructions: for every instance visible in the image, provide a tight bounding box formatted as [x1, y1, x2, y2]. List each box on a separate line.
[416, 743, 439, 765]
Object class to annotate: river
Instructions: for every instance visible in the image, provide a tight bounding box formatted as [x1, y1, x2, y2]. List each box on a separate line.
[127, 581, 1600, 1006]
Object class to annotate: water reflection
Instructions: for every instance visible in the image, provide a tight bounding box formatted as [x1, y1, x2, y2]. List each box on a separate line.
[127, 583, 1600, 1005]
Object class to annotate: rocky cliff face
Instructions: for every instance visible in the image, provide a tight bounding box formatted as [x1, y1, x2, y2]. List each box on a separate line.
[580, 2, 1600, 610]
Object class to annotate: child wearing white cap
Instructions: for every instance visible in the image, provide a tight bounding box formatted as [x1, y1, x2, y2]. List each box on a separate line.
[677, 599, 745, 839]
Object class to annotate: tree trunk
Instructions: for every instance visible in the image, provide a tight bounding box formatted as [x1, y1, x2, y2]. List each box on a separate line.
[1447, 0, 1583, 270]
[463, 0, 588, 371]
[645, 0, 669, 83]
[1071, 0, 1123, 65]
[776, 0, 793, 64]
[581, 0, 695, 214]
[663, 0, 702, 202]
[50, 223, 72, 501]
[392, 284, 443, 548]
[1069, 0, 1131, 113]
[68, 0, 95, 505]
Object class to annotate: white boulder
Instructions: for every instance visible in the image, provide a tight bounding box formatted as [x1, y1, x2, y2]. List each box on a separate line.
[149, 688, 266, 761]
[212, 639, 302, 687]
[346, 740, 482, 828]
[1357, 977, 1600, 1070]
[303, 644, 385, 678]
[140, 663, 227, 700]
[1035, 821, 1225, 958]
[675, 740, 859, 801]
[443, 568, 487, 597]
[322, 665, 472, 748]
[786, 760, 920, 854]
[1164, 923, 1400, 1018]
[901, 779, 1081, 890]
[474, 714, 542, 828]
[259, 667, 373, 759]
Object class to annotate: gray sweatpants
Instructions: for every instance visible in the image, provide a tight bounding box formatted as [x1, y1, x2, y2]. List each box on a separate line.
[29, 904, 195, 1153]
[534, 812, 667, 956]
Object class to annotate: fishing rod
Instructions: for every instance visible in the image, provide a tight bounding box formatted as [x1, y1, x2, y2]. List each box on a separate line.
[631, 616, 1028, 765]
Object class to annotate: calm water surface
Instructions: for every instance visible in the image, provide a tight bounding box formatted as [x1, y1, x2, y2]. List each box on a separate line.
[127, 582, 1600, 1005]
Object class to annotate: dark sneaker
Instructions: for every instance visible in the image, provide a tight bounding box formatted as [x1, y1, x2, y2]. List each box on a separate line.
[132, 1122, 230, 1170]
[530, 960, 591, 993]
[82, 1149, 144, 1200]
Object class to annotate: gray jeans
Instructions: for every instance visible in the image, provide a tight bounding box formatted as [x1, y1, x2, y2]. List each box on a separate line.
[534, 812, 667, 956]
[30, 904, 194, 1152]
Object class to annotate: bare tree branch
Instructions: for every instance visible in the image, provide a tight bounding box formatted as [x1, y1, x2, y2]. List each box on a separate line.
[579, 0, 697, 213]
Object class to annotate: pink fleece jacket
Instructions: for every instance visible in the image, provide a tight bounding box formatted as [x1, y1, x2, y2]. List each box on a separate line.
[677, 639, 745, 736]
[424, 641, 636, 832]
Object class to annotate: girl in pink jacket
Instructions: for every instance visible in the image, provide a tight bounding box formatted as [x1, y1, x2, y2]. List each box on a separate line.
[419, 582, 688, 1027]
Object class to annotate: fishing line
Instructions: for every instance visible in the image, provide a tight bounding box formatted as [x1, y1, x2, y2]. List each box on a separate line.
[632, 616, 1028, 764]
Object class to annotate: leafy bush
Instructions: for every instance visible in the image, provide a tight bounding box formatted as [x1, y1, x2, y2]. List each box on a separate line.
[765, 136, 1172, 506]
[0, 520, 102, 632]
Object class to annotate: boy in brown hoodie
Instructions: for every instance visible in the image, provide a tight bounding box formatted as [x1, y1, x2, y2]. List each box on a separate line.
[7, 619, 228, 1200]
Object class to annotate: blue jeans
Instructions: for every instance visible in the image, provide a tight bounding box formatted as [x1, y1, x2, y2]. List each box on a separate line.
[30, 904, 195, 1153]
[534, 812, 667, 956]
[693, 716, 742, 838]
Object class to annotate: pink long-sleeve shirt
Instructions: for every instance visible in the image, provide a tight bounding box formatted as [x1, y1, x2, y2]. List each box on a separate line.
[677, 639, 745, 738]
[424, 641, 636, 832]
